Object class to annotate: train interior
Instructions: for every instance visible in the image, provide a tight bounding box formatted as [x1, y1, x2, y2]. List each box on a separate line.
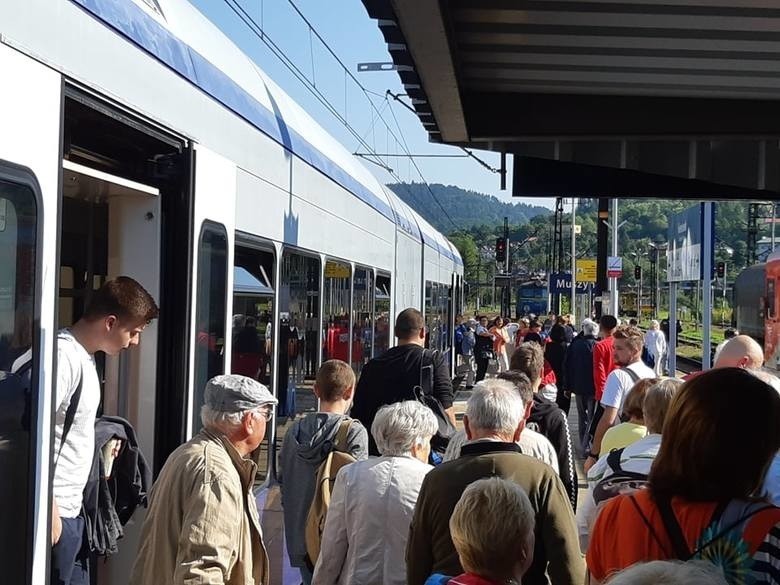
[61, 92, 188, 582]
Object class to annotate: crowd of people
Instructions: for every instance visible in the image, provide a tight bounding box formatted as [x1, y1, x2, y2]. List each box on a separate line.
[51, 283, 780, 585]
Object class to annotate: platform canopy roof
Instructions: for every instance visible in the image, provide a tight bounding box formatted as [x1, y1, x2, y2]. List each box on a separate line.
[361, 0, 780, 196]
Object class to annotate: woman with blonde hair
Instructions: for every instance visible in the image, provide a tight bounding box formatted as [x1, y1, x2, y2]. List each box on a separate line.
[425, 477, 536, 585]
[644, 320, 667, 376]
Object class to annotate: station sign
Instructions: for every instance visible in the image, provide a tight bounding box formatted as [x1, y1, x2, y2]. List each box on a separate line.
[549, 272, 592, 295]
[325, 261, 350, 279]
[607, 256, 623, 278]
[576, 258, 597, 283]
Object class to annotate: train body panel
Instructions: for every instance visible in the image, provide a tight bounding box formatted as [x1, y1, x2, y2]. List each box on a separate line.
[734, 263, 766, 343]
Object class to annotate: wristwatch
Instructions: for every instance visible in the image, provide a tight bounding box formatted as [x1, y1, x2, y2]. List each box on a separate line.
[587, 452, 599, 459]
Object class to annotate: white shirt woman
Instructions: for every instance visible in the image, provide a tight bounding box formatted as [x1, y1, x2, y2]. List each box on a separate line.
[644, 320, 667, 376]
[312, 401, 438, 585]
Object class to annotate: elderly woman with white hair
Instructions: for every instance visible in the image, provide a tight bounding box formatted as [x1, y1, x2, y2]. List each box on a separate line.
[643, 319, 667, 376]
[312, 400, 438, 585]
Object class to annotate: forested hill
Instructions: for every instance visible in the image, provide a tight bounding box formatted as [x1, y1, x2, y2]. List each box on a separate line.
[387, 182, 550, 231]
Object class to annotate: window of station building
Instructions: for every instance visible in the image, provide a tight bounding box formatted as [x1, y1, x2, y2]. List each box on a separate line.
[278, 251, 320, 425]
[352, 267, 373, 374]
[192, 223, 228, 433]
[323, 260, 351, 367]
[374, 274, 391, 357]
[0, 176, 38, 583]
[232, 244, 275, 481]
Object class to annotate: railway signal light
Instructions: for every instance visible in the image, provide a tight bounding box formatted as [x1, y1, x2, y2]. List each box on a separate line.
[634, 265, 642, 279]
[716, 261, 726, 278]
[496, 237, 507, 263]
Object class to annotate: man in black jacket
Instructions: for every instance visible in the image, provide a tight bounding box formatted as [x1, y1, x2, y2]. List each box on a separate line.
[510, 342, 578, 511]
[351, 308, 455, 456]
[563, 318, 598, 456]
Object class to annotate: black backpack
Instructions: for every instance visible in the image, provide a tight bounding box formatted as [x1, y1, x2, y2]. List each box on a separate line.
[592, 447, 649, 507]
[587, 366, 642, 440]
[413, 349, 456, 454]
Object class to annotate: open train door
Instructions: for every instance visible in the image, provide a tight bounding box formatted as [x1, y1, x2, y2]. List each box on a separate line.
[186, 145, 237, 437]
[0, 44, 62, 584]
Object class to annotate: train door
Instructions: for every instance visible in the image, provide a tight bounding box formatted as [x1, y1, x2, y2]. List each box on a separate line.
[60, 90, 190, 583]
[188, 146, 236, 436]
[374, 273, 392, 357]
[0, 44, 61, 585]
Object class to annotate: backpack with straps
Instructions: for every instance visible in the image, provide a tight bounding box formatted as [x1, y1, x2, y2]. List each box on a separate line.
[304, 419, 356, 568]
[413, 349, 456, 454]
[629, 493, 775, 573]
[592, 447, 649, 507]
[587, 366, 642, 440]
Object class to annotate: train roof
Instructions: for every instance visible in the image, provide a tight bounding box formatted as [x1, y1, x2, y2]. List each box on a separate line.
[405, 205, 461, 265]
[383, 187, 422, 243]
[71, 0, 459, 255]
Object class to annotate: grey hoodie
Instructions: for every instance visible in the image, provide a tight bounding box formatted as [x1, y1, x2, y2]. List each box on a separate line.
[278, 412, 368, 567]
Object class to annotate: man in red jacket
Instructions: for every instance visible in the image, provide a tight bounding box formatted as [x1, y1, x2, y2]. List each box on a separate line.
[592, 315, 618, 401]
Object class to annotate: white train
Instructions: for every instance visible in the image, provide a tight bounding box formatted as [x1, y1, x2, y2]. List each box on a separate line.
[0, 0, 463, 582]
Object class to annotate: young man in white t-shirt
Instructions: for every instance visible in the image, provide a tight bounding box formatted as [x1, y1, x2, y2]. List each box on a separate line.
[52, 276, 158, 585]
[585, 325, 655, 473]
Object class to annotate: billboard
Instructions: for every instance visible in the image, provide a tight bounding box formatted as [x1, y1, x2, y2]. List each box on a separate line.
[667, 204, 705, 282]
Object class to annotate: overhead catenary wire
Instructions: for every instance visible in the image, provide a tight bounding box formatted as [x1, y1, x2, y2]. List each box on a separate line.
[222, 0, 389, 172]
[221, 0, 462, 232]
[287, 0, 460, 229]
[385, 91, 501, 175]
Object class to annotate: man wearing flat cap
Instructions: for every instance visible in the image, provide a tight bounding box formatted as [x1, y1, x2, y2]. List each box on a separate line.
[130, 375, 277, 585]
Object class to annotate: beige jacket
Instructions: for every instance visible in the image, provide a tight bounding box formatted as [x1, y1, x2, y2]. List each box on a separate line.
[130, 430, 269, 585]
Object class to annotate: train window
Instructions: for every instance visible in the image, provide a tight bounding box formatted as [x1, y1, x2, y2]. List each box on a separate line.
[232, 244, 274, 481]
[424, 281, 433, 348]
[429, 283, 442, 352]
[442, 285, 452, 353]
[0, 176, 37, 584]
[192, 223, 228, 432]
[322, 260, 351, 367]
[278, 251, 320, 425]
[768, 278, 776, 319]
[352, 267, 373, 374]
[374, 274, 391, 357]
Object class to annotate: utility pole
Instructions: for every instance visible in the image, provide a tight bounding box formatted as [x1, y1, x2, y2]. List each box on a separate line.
[610, 198, 619, 316]
[595, 199, 609, 319]
[639, 267, 643, 320]
[570, 198, 577, 322]
[702, 202, 714, 369]
[504, 216, 510, 317]
[476, 262, 480, 313]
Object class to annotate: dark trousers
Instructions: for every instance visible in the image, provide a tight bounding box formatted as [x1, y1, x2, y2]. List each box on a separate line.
[575, 394, 597, 455]
[475, 357, 489, 382]
[556, 389, 572, 416]
[51, 516, 89, 585]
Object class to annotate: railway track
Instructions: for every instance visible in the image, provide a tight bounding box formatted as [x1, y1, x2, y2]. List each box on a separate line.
[675, 355, 702, 374]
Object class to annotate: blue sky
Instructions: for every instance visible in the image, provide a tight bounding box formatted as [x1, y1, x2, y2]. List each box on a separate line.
[188, 0, 556, 210]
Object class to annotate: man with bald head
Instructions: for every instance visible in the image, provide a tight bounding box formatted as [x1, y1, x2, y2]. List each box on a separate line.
[713, 335, 764, 369]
